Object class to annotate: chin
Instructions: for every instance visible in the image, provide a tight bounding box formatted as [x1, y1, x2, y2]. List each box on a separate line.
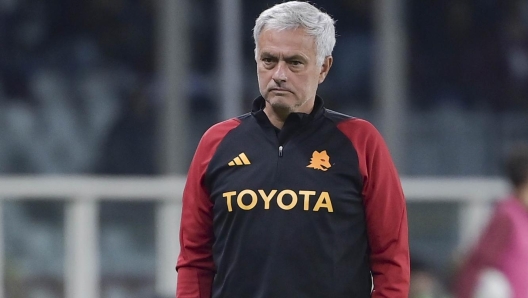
[266, 96, 295, 111]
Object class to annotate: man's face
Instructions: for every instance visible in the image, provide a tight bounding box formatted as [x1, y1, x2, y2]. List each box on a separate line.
[256, 28, 332, 115]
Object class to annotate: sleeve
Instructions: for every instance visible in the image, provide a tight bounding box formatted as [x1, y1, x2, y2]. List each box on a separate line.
[471, 205, 512, 267]
[454, 204, 513, 298]
[338, 119, 410, 298]
[176, 119, 240, 298]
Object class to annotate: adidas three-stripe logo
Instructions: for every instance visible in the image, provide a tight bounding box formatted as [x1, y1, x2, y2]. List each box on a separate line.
[228, 153, 251, 166]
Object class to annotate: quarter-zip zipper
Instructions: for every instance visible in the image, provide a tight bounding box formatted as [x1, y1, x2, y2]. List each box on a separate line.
[278, 145, 283, 157]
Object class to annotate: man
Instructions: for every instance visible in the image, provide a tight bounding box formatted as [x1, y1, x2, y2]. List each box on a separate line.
[176, 2, 410, 297]
[454, 143, 528, 298]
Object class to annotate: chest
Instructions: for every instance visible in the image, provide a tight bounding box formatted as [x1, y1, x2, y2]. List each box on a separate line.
[205, 125, 364, 215]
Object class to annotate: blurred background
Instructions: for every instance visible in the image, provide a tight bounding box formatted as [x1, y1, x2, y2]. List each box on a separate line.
[0, 0, 527, 297]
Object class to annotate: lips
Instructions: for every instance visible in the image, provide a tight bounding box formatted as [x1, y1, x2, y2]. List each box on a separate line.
[269, 88, 291, 93]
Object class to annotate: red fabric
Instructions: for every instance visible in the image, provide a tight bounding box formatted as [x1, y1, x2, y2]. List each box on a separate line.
[454, 208, 511, 298]
[337, 118, 410, 298]
[176, 119, 240, 298]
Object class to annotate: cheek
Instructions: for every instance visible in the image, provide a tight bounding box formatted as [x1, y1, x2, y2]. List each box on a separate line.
[256, 73, 265, 87]
[296, 74, 318, 90]
[257, 71, 271, 85]
[310, 72, 322, 88]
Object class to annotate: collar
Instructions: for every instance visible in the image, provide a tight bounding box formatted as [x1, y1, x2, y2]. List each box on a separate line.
[251, 95, 325, 127]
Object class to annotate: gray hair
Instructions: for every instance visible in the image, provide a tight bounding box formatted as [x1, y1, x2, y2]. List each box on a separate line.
[253, 1, 336, 65]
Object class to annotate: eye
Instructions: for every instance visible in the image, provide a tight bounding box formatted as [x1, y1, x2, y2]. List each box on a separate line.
[290, 60, 302, 66]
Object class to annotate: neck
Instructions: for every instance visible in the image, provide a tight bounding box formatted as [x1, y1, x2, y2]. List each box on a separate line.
[263, 107, 288, 129]
[262, 97, 316, 129]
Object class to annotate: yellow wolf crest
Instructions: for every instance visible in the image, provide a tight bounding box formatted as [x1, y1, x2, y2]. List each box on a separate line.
[307, 150, 331, 171]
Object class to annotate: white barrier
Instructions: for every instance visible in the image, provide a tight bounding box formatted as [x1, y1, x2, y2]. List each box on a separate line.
[0, 176, 185, 298]
[0, 176, 509, 298]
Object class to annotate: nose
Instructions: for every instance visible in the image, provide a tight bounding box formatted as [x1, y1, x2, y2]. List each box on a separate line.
[272, 62, 287, 83]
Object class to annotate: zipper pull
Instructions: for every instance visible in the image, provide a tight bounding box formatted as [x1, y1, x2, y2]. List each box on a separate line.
[278, 146, 283, 157]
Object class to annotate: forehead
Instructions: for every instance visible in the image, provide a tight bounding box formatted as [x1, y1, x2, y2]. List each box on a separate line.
[257, 28, 316, 56]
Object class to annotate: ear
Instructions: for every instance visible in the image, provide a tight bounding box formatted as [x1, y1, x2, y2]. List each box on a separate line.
[318, 56, 333, 84]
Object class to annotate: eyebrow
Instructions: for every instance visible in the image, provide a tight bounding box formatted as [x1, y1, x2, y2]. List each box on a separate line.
[285, 54, 308, 62]
[259, 52, 274, 58]
[259, 52, 308, 61]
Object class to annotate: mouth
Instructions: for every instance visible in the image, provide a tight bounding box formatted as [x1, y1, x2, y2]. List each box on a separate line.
[269, 88, 291, 93]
